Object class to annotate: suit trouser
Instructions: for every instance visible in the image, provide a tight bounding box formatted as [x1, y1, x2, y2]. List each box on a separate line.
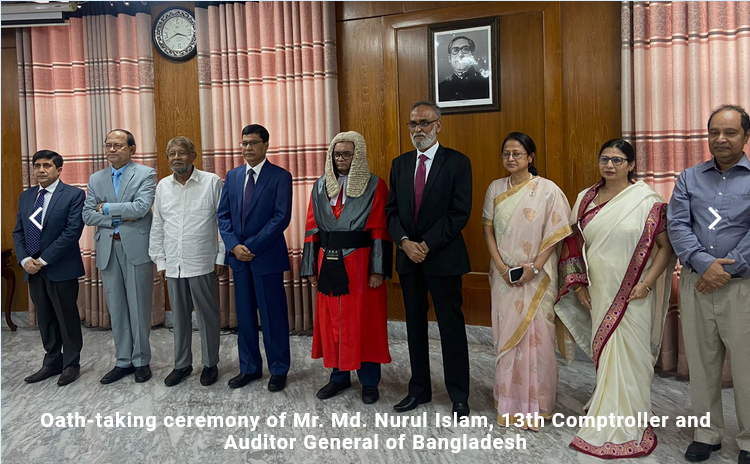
[233, 268, 290, 376]
[330, 362, 381, 387]
[101, 240, 153, 368]
[28, 272, 83, 370]
[167, 272, 220, 369]
[680, 270, 750, 451]
[400, 267, 470, 403]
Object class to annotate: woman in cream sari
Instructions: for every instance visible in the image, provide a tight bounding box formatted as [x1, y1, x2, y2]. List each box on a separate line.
[555, 139, 675, 458]
[482, 132, 572, 430]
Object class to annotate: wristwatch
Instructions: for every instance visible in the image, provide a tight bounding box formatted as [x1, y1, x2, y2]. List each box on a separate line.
[530, 263, 540, 275]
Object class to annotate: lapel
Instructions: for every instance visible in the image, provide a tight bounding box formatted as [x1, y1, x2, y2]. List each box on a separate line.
[403, 151, 417, 222]
[233, 165, 245, 216]
[42, 182, 64, 227]
[421, 144, 445, 205]
[116, 162, 137, 199]
[102, 167, 117, 201]
[247, 161, 272, 215]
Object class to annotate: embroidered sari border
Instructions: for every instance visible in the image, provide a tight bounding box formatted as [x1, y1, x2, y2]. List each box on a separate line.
[496, 274, 551, 360]
[492, 176, 535, 207]
[539, 224, 573, 254]
[569, 425, 657, 459]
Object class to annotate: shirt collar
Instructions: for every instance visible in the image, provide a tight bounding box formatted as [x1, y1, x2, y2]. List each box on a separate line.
[246, 157, 267, 177]
[40, 179, 60, 193]
[170, 166, 201, 185]
[417, 142, 440, 161]
[701, 153, 750, 173]
[111, 161, 131, 176]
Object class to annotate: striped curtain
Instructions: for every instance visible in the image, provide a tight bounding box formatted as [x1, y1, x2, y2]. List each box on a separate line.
[196, 2, 339, 332]
[16, 12, 166, 328]
[621, 1, 750, 382]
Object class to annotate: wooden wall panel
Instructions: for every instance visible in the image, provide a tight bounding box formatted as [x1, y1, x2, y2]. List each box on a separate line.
[151, 1, 203, 179]
[2, 29, 29, 312]
[560, 1, 622, 201]
[337, 1, 621, 325]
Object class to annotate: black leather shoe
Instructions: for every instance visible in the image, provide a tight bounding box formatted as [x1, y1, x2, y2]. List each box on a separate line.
[57, 366, 80, 386]
[25, 366, 63, 383]
[362, 386, 379, 404]
[268, 375, 287, 392]
[135, 365, 152, 383]
[393, 396, 430, 412]
[685, 441, 721, 462]
[452, 402, 470, 418]
[100, 365, 135, 384]
[200, 366, 218, 386]
[164, 366, 192, 387]
[228, 372, 262, 388]
[738, 450, 749, 464]
[316, 381, 351, 399]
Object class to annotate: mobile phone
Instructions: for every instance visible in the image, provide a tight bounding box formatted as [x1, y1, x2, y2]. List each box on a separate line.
[509, 266, 524, 283]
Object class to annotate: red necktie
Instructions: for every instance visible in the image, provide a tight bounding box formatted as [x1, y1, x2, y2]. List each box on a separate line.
[414, 154, 428, 221]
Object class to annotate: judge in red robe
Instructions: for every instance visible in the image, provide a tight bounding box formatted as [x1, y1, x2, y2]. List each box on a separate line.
[301, 131, 393, 405]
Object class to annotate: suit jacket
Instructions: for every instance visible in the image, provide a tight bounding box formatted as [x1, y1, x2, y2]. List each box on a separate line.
[82, 162, 157, 270]
[217, 161, 292, 275]
[385, 144, 472, 276]
[12, 181, 85, 282]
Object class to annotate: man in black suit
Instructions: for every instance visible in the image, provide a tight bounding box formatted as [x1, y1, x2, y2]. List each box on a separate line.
[12, 150, 85, 386]
[385, 101, 472, 417]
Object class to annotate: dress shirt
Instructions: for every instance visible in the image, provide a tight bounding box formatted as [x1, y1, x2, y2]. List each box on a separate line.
[330, 175, 348, 206]
[413, 142, 440, 181]
[20, 179, 59, 268]
[149, 168, 226, 278]
[102, 161, 131, 230]
[667, 154, 750, 278]
[244, 157, 267, 192]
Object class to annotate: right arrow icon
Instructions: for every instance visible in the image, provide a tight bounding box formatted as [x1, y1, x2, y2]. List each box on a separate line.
[708, 207, 722, 230]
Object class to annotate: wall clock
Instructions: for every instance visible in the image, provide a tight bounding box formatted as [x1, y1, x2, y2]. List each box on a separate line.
[152, 7, 197, 61]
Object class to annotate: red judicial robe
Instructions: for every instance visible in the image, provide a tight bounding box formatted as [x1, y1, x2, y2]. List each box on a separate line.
[303, 176, 392, 371]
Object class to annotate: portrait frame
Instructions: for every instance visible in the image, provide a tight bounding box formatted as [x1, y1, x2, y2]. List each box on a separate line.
[428, 16, 500, 114]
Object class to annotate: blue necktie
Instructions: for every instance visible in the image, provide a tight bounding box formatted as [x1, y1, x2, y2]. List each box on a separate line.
[113, 171, 123, 197]
[241, 170, 255, 235]
[26, 188, 47, 257]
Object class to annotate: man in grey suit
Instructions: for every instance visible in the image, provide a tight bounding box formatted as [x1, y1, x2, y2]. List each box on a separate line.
[82, 129, 157, 384]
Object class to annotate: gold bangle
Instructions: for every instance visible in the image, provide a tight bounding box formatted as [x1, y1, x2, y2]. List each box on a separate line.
[641, 281, 652, 292]
[573, 286, 584, 293]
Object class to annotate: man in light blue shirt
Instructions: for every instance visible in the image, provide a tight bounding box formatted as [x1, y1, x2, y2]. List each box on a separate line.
[668, 104, 750, 464]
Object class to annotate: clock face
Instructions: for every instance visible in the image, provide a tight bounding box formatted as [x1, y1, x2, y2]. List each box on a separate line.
[153, 8, 197, 61]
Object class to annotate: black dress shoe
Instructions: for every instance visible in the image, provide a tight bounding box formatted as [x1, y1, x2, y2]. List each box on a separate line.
[164, 366, 193, 387]
[100, 365, 136, 384]
[452, 402, 470, 418]
[135, 365, 152, 383]
[25, 366, 63, 383]
[738, 450, 749, 464]
[362, 386, 379, 404]
[228, 372, 262, 388]
[393, 396, 430, 412]
[57, 366, 80, 386]
[268, 375, 287, 392]
[685, 441, 721, 462]
[200, 366, 218, 386]
[316, 381, 351, 399]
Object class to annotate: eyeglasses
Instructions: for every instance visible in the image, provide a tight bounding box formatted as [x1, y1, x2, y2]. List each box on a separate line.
[104, 143, 127, 151]
[598, 156, 628, 166]
[240, 140, 264, 149]
[501, 151, 527, 160]
[406, 119, 440, 130]
[333, 151, 353, 160]
[449, 46, 472, 55]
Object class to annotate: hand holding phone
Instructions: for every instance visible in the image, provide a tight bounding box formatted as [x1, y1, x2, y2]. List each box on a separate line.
[509, 266, 524, 283]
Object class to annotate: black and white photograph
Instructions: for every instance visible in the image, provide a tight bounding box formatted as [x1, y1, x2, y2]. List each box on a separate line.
[428, 17, 499, 114]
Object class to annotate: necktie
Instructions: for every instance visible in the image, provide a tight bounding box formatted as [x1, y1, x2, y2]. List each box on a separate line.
[241, 169, 255, 235]
[26, 188, 47, 257]
[414, 154, 428, 221]
[113, 171, 123, 198]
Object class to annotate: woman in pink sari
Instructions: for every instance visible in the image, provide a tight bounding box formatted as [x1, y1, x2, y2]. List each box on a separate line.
[482, 132, 572, 430]
[554, 139, 676, 458]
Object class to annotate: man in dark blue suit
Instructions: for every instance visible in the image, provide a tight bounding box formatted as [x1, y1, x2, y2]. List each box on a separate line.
[218, 124, 293, 392]
[12, 150, 85, 386]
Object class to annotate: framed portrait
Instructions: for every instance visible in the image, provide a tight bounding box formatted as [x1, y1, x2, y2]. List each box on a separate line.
[428, 17, 499, 114]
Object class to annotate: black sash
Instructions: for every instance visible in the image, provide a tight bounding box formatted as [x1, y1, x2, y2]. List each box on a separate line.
[317, 231, 371, 296]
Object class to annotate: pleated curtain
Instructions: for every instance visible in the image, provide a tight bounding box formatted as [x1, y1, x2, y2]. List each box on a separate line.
[195, 1, 339, 333]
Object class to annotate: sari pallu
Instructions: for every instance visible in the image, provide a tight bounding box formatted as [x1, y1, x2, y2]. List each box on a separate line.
[554, 181, 675, 459]
[482, 176, 572, 429]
